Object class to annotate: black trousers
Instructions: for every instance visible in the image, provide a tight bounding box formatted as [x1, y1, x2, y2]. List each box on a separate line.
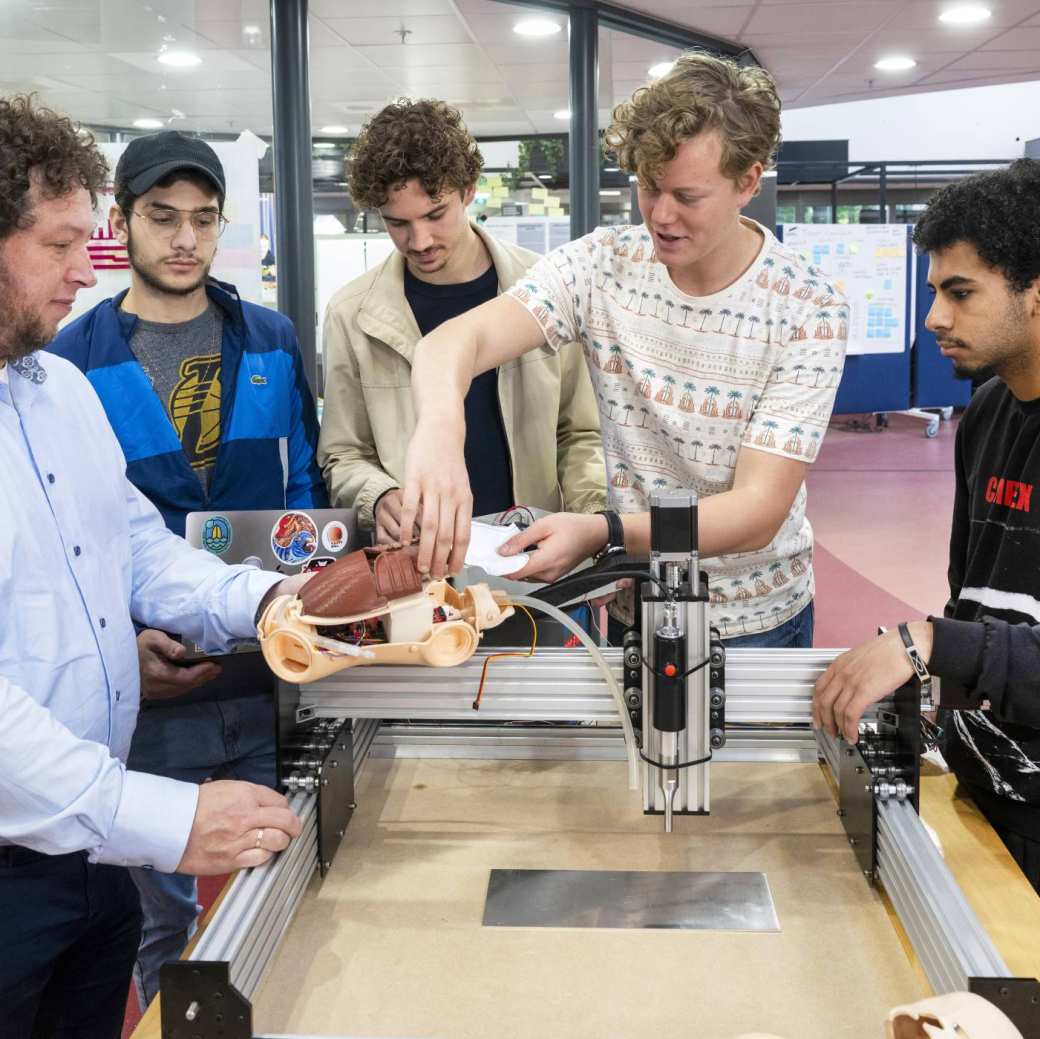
[0, 848, 142, 1039]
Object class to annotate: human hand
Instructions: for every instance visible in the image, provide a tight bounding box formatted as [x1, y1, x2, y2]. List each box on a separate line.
[497, 512, 609, 583]
[399, 419, 472, 578]
[812, 621, 933, 743]
[137, 629, 221, 700]
[175, 780, 303, 875]
[374, 488, 416, 545]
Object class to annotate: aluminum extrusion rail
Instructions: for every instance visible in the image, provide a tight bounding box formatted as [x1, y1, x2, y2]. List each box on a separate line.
[877, 798, 1010, 993]
[298, 646, 845, 724]
[817, 729, 1011, 994]
[185, 727, 382, 1000]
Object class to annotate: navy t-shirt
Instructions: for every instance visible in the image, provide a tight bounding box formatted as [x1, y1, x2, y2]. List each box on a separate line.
[404, 263, 513, 517]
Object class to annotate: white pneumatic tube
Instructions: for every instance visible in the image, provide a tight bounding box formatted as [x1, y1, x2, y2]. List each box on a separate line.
[507, 594, 639, 790]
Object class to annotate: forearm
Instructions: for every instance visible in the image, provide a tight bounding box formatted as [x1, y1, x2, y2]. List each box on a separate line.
[930, 617, 1040, 727]
[615, 487, 787, 557]
[411, 316, 481, 430]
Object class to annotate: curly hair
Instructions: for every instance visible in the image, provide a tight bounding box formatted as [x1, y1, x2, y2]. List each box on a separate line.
[604, 52, 781, 188]
[0, 94, 108, 241]
[912, 160, 1040, 294]
[349, 99, 483, 210]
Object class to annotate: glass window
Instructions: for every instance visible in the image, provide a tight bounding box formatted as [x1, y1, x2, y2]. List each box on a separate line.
[597, 25, 683, 227]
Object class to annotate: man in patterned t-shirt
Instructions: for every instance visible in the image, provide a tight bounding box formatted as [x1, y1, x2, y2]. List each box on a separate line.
[399, 53, 849, 648]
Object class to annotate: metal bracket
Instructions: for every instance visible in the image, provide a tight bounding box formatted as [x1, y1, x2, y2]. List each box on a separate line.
[281, 718, 355, 878]
[836, 680, 922, 883]
[838, 740, 876, 880]
[160, 961, 252, 1039]
[968, 977, 1040, 1035]
[708, 628, 726, 751]
[318, 722, 355, 877]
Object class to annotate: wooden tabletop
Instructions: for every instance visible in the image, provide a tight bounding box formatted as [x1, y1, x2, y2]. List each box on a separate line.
[132, 761, 1039, 1039]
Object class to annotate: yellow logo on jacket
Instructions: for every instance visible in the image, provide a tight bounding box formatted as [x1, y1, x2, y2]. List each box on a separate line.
[170, 353, 222, 470]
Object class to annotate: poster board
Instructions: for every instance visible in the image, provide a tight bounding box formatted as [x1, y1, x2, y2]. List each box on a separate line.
[66, 135, 263, 324]
[780, 223, 913, 356]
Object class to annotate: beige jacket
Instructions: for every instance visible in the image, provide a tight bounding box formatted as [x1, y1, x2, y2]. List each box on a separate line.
[318, 223, 607, 529]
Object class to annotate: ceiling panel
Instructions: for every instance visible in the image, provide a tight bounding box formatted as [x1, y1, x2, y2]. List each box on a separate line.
[311, 0, 457, 16]
[744, 2, 903, 34]
[981, 24, 1040, 47]
[0, 0, 1037, 136]
[321, 15, 473, 47]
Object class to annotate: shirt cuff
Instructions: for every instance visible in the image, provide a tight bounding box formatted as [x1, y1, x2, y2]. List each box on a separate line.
[229, 568, 285, 641]
[96, 769, 200, 873]
[927, 616, 984, 689]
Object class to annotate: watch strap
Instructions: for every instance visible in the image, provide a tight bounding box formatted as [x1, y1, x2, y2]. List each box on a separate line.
[898, 622, 932, 689]
[595, 509, 625, 557]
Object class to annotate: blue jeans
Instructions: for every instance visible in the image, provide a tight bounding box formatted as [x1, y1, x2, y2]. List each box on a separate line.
[126, 694, 277, 1011]
[722, 602, 814, 648]
[0, 849, 141, 1038]
[607, 602, 814, 649]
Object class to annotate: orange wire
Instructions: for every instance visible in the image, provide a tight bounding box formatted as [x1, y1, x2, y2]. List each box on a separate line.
[471, 604, 537, 710]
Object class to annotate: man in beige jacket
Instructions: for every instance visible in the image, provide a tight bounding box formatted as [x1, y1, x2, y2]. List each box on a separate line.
[318, 99, 606, 542]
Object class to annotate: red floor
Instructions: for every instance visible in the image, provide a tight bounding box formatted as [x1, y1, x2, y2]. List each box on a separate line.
[120, 408, 959, 1036]
[807, 409, 957, 646]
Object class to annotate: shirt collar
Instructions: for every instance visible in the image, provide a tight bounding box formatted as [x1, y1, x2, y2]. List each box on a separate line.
[9, 352, 48, 385]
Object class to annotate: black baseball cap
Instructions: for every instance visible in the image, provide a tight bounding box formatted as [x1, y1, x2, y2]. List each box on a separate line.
[115, 130, 226, 199]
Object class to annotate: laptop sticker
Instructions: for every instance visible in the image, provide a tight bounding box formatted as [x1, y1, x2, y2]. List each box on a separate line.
[322, 520, 349, 553]
[202, 515, 232, 555]
[302, 556, 336, 573]
[271, 511, 318, 565]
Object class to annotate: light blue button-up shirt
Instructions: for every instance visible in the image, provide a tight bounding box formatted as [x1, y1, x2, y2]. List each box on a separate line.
[0, 351, 281, 872]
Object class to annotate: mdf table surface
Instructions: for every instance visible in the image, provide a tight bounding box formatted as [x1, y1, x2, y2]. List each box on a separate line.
[134, 758, 1040, 1039]
[245, 758, 926, 1038]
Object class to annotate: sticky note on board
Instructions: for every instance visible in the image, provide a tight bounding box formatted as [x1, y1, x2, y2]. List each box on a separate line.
[528, 203, 545, 215]
[532, 187, 548, 200]
[492, 185, 509, 198]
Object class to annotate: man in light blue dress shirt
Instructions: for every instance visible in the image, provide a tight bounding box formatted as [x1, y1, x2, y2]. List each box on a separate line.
[0, 95, 303, 1038]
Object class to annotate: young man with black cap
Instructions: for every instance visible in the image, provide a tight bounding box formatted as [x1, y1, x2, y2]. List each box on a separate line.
[50, 130, 327, 1008]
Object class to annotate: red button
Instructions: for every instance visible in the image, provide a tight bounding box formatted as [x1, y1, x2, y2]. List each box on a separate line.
[663, 663, 677, 677]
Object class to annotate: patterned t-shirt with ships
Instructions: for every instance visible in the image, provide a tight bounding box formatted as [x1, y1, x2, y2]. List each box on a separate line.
[507, 219, 849, 639]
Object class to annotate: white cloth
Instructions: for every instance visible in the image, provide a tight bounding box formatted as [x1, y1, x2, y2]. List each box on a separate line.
[464, 520, 527, 577]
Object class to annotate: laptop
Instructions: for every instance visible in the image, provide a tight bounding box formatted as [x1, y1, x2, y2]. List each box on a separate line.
[182, 507, 359, 657]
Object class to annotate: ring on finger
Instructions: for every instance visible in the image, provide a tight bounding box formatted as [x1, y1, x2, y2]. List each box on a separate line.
[254, 828, 264, 849]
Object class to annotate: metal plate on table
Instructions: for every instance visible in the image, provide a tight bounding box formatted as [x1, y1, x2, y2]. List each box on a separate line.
[483, 869, 780, 931]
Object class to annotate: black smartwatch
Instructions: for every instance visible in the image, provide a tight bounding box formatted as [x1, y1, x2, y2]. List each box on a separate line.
[594, 509, 626, 561]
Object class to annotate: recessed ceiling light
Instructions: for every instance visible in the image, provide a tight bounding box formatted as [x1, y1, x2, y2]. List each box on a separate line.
[513, 18, 561, 37]
[603, 166, 620, 172]
[158, 50, 202, 67]
[874, 55, 917, 71]
[320, 124, 349, 134]
[537, 173, 553, 179]
[939, 4, 991, 25]
[133, 118, 164, 129]
[599, 190, 621, 196]
[553, 109, 571, 120]
[313, 142, 337, 149]
[243, 24, 261, 35]
[648, 61, 675, 79]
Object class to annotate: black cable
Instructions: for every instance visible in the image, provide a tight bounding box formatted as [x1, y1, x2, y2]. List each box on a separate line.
[644, 654, 711, 683]
[639, 748, 713, 770]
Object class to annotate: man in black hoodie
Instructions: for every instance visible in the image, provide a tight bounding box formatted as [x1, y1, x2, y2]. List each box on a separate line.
[813, 159, 1040, 893]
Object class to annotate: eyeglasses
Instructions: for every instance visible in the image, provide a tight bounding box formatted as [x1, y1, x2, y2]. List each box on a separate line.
[132, 207, 228, 240]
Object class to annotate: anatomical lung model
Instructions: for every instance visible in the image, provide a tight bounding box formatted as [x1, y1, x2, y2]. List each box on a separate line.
[258, 544, 514, 683]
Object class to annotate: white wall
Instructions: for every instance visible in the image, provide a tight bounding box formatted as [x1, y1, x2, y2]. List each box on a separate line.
[781, 80, 1040, 162]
